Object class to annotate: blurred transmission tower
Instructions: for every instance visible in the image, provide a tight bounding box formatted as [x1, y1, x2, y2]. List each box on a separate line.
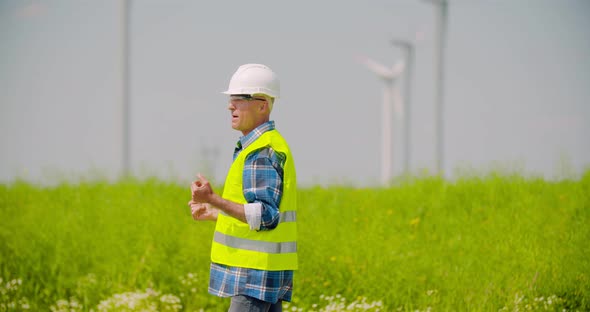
[121, 0, 132, 176]
[422, 0, 448, 175]
[391, 39, 415, 176]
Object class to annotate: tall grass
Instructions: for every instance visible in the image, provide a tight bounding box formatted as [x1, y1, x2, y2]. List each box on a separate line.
[1, 172, 589, 311]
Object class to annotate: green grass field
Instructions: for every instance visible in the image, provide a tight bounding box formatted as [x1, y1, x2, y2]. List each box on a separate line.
[1, 171, 589, 311]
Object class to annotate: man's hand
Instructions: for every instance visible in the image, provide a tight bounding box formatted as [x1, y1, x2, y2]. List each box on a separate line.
[191, 173, 214, 204]
[188, 200, 218, 221]
[189, 173, 247, 224]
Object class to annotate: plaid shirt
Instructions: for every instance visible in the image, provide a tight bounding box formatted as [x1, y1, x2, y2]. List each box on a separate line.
[208, 121, 294, 303]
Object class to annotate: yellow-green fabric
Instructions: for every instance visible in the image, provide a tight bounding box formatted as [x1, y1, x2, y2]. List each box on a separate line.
[211, 129, 298, 271]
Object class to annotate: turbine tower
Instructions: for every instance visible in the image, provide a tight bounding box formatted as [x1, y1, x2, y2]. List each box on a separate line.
[358, 56, 405, 185]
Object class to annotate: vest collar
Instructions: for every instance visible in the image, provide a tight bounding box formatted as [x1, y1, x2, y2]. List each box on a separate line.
[237, 121, 275, 151]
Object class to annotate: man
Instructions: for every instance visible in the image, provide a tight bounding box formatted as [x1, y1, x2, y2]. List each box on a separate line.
[189, 64, 297, 312]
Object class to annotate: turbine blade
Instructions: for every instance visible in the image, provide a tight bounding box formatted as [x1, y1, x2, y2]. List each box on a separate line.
[355, 55, 394, 79]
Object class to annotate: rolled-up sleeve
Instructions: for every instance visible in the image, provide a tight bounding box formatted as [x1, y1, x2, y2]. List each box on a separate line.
[243, 147, 285, 231]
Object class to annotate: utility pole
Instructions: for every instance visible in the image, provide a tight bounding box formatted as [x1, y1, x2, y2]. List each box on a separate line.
[391, 39, 415, 176]
[422, 0, 448, 175]
[121, 0, 131, 176]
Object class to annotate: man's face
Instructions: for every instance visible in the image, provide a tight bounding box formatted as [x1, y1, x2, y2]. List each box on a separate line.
[228, 95, 267, 135]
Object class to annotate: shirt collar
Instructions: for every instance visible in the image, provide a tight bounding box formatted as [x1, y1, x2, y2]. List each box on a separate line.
[238, 121, 275, 150]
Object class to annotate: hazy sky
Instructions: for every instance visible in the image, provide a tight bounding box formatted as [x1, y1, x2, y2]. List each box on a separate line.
[1, 0, 589, 186]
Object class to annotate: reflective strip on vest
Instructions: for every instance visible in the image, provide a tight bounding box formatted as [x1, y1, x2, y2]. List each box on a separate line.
[214, 231, 297, 254]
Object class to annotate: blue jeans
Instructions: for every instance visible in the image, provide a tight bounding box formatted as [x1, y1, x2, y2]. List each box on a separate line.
[229, 295, 282, 312]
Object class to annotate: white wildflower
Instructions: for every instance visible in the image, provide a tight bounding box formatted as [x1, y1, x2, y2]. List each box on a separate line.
[50, 297, 82, 312]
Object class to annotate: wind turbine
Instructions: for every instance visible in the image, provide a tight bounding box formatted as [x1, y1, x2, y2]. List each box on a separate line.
[358, 56, 405, 185]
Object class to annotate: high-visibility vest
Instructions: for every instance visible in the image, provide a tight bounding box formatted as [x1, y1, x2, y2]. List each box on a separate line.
[211, 129, 298, 271]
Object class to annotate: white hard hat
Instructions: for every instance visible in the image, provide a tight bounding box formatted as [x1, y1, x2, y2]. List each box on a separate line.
[222, 64, 280, 98]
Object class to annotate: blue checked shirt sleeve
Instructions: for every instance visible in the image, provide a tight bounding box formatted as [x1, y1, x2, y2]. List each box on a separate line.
[243, 147, 286, 231]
